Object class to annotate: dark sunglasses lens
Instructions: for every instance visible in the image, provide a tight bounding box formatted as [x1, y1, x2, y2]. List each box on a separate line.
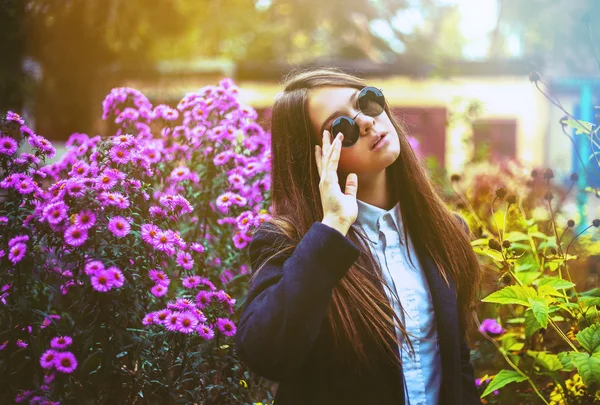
[358, 87, 385, 116]
[331, 116, 359, 147]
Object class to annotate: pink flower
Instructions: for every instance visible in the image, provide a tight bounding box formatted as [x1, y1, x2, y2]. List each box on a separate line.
[176, 251, 194, 270]
[177, 312, 199, 334]
[142, 313, 155, 325]
[148, 269, 170, 286]
[140, 224, 159, 244]
[74, 210, 96, 230]
[182, 275, 201, 289]
[16, 339, 28, 348]
[84, 260, 104, 276]
[154, 309, 171, 323]
[8, 243, 26, 264]
[54, 351, 78, 373]
[107, 266, 125, 288]
[197, 324, 215, 340]
[43, 201, 69, 225]
[109, 145, 131, 164]
[216, 318, 236, 337]
[190, 243, 205, 253]
[164, 312, 181, 331]
[64, 225, 88, 247]
[151, 284, 168, 297]
[91, 270, 113, 292]
[153, 231, 174, 251]
[50, 336, 73, 350]
[195, 290, 212, 309]
[0, 136, 18, 155]
[107, 216, 131, 238]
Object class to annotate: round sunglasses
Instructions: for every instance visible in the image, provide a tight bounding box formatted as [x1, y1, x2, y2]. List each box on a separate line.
[330, 86, 386, 147]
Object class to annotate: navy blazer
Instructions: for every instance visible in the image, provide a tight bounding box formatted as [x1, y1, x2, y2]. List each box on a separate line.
[235, 217, 481, 405]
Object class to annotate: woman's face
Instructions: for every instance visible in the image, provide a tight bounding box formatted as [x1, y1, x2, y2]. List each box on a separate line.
[307, 86, 401, 176]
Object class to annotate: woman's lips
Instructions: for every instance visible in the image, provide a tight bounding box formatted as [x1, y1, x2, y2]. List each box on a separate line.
[371, 133, 388, 150]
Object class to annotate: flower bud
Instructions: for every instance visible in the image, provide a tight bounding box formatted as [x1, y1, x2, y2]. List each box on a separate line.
[593, 219, 600, 227]
[544, 191, 553, 201]
[450, 174, 461, 183]
[567, 219, 575, 228]
[531, 169, 538, 179]
[489, 239, 502, 251]
[529, 71, 541, 83]
[507, 195, 517, 205]
[570, 173, 579, 182]
[502, 240, 511, 249]
[495, 187, 507, 199]
[543, 169, 554, 180]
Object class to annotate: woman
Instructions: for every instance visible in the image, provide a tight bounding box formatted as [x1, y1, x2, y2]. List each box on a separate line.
[235, 67, 482, 405]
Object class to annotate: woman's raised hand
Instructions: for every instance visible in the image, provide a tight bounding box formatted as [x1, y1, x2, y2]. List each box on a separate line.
[315, 130, 358, 236]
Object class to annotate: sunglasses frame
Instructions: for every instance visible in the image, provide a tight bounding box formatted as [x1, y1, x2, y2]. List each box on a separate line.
[329, 86, 386, 148]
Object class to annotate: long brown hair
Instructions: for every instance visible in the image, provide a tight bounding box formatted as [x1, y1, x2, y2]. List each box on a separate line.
[252, 67, 480, 367]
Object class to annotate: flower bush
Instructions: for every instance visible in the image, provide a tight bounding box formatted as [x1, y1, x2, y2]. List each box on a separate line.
[0, 79, 275, 404]
[451, 113, 600, 404]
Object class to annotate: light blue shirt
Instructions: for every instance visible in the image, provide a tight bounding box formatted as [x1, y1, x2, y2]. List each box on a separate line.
[353, 199, 441, 405]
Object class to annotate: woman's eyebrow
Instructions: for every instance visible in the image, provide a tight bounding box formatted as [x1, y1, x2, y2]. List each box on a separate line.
[319, 90, 359, 135]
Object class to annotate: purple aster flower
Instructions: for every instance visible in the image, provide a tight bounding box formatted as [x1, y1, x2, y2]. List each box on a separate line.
[69, 161, 90, 177]
[177, 311, 198, 334]
[236, 211, 254, 231]
[153, 230, 174, 252]
[154, 309, 171, 324]
[478, 318, 504, 335]
[195, 290, 212, 309]
[174, 298, 196, 311]
[16, 339, 28, 348]
[50, 336, 73, 350]
[170, 166, 191, 181]
[148, 269, 170, 286]
[109, 145, 131, 164]
[91, 270, 113, 292]
[0, 136, 18, 155]
[142, 313, 155, 325]
[74, 210, 96, 230]
[232, 232, 248, 249]
[107, 266, 125, 288]
[8, 243, 26, 264]
[164, 311, 181, 331]
[141, 147, 161, 163]
[15, 176, 36, 195]
[43, 373, 55, 384]
[7, 111, 24, 124]
[215, 192, 236, 213]
[66, 179, 86, 198]
[64, 225, 88, 247]
[197, 324, 215, 340]
[84, 260, 104, 276]
[182, 275, 201, 289]
[14, 390, 33, 403]
[95, 170, 119, 190]
[149, 206, 166, 218]
[176, 251, 194, 270]
[112, 134, 135, 148]
[107, 216, 131, 238]
[190, 242, 205, 253]
[8, 235, 29, 248]
[140, 224, 159, 244]
[43, 201, 69, 225]
[216, 318, 236, 337]
[54, 351, 78, 373]
[151, 284, 168, 297]
[29, 134, 56, 158]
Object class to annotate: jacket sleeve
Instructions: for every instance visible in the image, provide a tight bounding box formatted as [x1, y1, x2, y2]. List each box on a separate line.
[234, 221, 361, 382]
[454, 213, 483, 404]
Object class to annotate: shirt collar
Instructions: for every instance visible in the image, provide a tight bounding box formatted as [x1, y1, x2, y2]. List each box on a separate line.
[355, 199, 404, 244]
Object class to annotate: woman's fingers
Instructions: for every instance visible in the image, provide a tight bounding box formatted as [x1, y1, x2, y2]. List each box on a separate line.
[315, 145, 322, 177]
[322, 129, 331, 157]
[345, 173, 358, 197]
[326, 133, 342, 176]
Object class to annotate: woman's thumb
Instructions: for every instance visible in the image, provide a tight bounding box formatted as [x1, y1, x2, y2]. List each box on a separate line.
[344, 173, 358, 197]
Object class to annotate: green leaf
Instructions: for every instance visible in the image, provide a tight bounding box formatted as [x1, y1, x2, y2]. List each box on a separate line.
[557, 351, 576, 372]
[482, 286, 536, 306]
[537, 285, 562, 298]
[527, 350, 564, 371]
[525, 308, 543, 338]
[481, 370, 528, 398]
[581, 297, 600, 307]
[515, 271, 541, 286]
[577, 324, 600, 354]
[528, 297, 549, 328]
[570, 352, 600, 393]
[529, 231, 547, 239]
[538, 277, 576, 290]
[564, 119, 594, 135]
[505, 231, 531, 242]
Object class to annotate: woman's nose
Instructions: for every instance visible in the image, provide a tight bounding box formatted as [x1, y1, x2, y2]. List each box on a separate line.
[354, 112, 375, 136]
